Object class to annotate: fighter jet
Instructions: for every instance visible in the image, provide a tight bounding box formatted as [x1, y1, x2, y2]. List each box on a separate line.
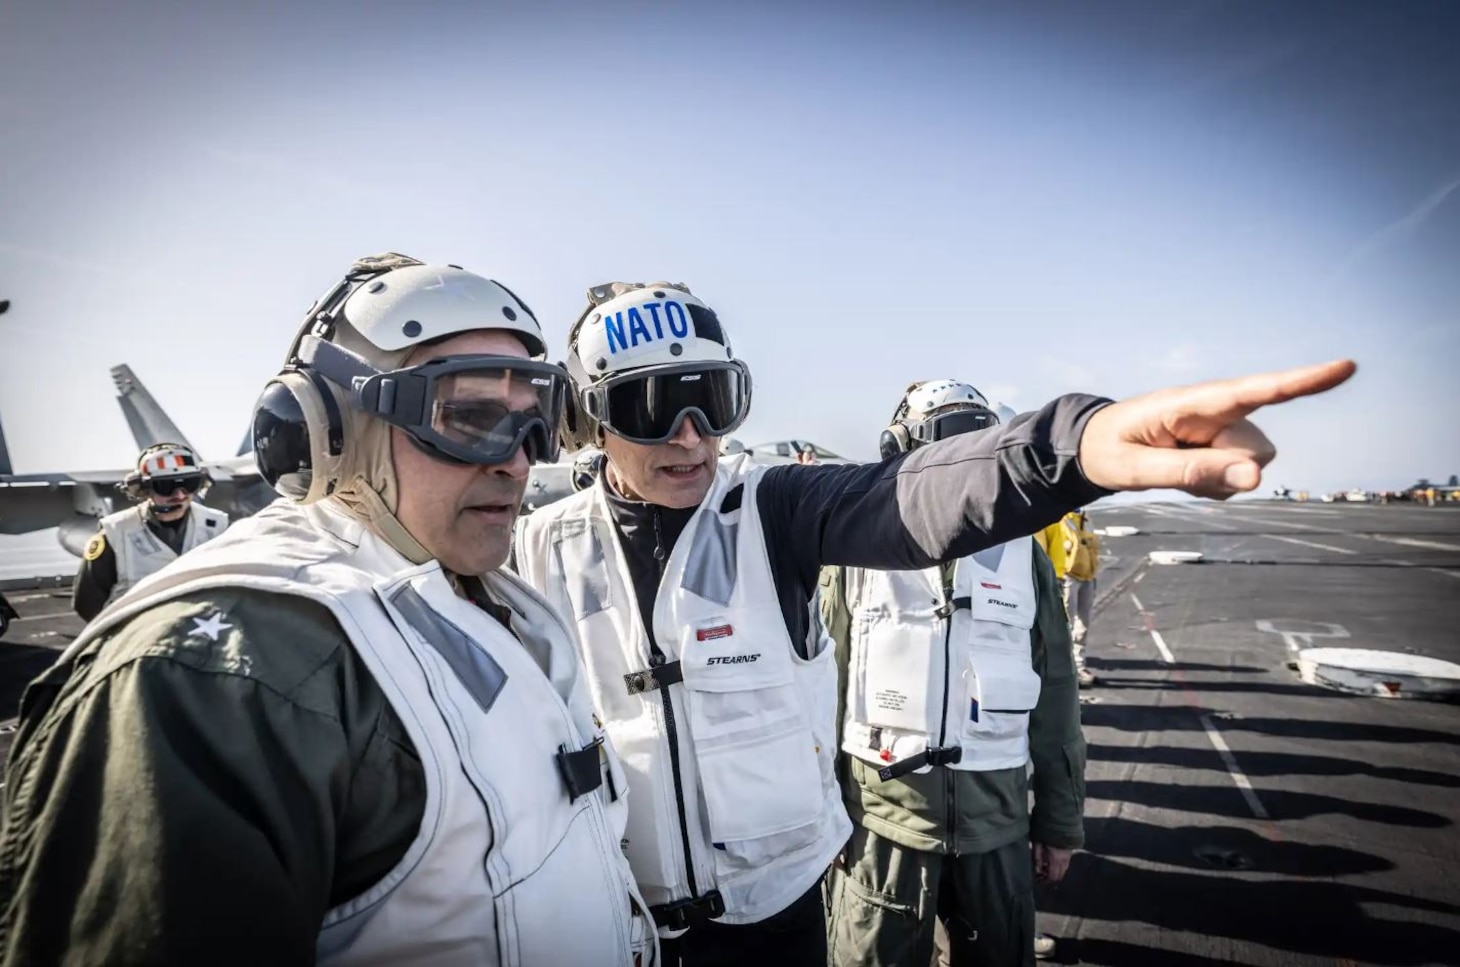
[731, 439, 852, 465]
[0, 363, 576, 558]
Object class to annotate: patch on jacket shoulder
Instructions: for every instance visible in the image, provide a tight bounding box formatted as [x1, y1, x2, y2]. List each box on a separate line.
[84, 533, 107, 561]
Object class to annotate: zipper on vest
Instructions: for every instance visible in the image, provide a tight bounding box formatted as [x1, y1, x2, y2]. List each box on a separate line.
[935, 584, 955, 750]
[650, 507, 700, 899]
[938, 583, 958, 854]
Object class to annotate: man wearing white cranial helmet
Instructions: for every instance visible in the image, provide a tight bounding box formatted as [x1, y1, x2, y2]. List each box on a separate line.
[1, 254, 658, 967]
[72, 442, 230, 621]
[514, 278, 1354, 965]
[820, 380, 1084, 967]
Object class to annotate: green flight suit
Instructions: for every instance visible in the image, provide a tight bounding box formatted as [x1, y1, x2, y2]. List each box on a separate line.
[818, 543, 1085, 967]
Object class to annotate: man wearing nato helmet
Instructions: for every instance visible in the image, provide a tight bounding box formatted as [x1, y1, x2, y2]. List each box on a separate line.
[71, 442, 229, 620]
[513, 279, 1353, 965]
[0, 254, 656, 966]
[818, 380, 1083, 967]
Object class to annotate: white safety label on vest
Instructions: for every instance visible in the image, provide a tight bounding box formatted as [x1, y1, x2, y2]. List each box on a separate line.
[863, 634, 932, 732]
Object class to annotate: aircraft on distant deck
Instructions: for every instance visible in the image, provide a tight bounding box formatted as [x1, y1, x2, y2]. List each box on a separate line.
[724, 439, 852, 465]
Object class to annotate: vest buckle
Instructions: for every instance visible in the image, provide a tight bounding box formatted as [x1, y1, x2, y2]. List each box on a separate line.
[623, 660, 685, 695]
[650, 890, 727, 930]
[925, 746, 964, 767]
[556, 737, 606, 801]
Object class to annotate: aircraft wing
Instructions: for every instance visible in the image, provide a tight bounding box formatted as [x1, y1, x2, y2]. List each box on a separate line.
[0, 471, 126, 539]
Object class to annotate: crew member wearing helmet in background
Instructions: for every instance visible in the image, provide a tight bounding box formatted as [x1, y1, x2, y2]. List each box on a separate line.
[818, 380, 1084, 967]
[573, 445, 607, 492]
[1060, 509, 1100, 687]
[1, 255, 656, 966]
[71, 443, 228, 621]
[512, 280, 1349, 966]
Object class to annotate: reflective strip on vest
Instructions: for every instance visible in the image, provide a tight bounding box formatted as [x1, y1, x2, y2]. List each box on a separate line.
[71, 499, 654, 967]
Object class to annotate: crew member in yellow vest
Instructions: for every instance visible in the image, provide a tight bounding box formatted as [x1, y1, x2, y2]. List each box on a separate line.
[1061, 509, 1100, 687]
[72, 442, 229, 620]
[1031, 521, 1068, 581]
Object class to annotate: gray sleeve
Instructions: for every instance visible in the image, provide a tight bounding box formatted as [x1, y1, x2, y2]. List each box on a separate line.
[757, 393, 1115, 594]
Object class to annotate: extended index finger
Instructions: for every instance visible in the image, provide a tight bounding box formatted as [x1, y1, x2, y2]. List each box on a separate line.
[1173, 359, 1357, 423]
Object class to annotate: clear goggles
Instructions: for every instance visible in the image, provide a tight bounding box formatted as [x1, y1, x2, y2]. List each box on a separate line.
[580, 360, 751, 446]
[306, 338, 567, 465]
[906, 406, 999, 446]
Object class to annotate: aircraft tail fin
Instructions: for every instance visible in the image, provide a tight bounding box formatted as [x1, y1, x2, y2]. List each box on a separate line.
[236, 425, 253, 457]
[111, 364, 198, 455]
[0, 408, 12, 476]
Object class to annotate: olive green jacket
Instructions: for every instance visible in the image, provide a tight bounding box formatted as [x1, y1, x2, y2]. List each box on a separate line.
[818, 543, 1086, 855]
[0, 589, 423, 966]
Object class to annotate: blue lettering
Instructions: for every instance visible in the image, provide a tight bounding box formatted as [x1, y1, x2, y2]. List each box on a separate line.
[642, 302, 665, 339]
[604, 311, 627, 354]
[665, 301, 690, 338]
[627, 307, 652, 347]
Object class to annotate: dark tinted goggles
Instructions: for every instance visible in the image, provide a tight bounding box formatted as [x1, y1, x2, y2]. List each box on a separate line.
[907, 407, 998, 446]
[305, 337, 568, 465]
[148, 475, 203, 496]
[582, 361, 751, 445]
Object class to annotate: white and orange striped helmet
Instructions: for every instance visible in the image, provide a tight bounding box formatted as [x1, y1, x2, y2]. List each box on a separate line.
[136, 443, 201, 479]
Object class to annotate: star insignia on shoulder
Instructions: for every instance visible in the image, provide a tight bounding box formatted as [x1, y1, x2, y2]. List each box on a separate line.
[190, 612, 233, 642]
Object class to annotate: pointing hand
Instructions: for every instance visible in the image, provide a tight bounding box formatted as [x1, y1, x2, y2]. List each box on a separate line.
[1077, 360, 1357, 500]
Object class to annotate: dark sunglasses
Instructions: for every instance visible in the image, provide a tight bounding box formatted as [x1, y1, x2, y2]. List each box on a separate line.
[148, 476, 203, 496]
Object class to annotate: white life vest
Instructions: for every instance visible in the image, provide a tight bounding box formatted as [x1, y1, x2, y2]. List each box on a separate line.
[514, 461, 848, 928]
[67, 498, 656, 967]
[842, 537, 1041, 776]
[99, 501, 229, 603]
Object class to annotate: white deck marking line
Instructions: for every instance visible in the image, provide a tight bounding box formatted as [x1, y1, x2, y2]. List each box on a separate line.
[1150, 628, 1176, 665]
[1427, 568, 1460, 581]
[1201, 714, 1270, 820]
[1131, 592, 1175, 663]
[1257, 534, 1358, 555]
[1365, 535, 1460, 552]
[14, 611, 76, 623]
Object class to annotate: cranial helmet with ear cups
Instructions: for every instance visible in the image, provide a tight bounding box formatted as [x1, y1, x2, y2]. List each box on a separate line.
[250, 252, 564, 504]
[878, 379, 996, 460]
[560, 281, 751, 451]
[119, 442, 210, 501]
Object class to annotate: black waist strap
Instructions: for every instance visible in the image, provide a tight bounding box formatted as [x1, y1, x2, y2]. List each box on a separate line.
[557, 737, 606, 801]
[876, 745, 963, 782]
[934, 595, 972, 619]
[651, 890, 726, 930]
[624, 660, 684, 695]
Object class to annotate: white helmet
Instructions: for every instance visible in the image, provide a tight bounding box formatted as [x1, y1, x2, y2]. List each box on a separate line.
[903, 379, 989, 418]
[880, 379, 997, 459]
[253, 252, 567, 504]
[331, 259, 547, 358]
[562, 281, 751, 448]
[121, 442, 208, 500]
[571, 447, 606, 492]
[993, 403, 1017, 425]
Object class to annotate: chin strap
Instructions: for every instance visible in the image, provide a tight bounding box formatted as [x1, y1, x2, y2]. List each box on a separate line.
[330, 479, 433, 567]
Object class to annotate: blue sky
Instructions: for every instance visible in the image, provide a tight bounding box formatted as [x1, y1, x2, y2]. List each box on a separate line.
[1, 0, 1456, 495]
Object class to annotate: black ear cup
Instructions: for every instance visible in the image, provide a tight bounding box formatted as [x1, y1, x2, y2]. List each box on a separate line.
[878, 425, 910, 461]
[252, 370, 345, 504]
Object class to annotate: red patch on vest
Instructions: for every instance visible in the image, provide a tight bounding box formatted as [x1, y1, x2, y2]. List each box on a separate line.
[981, 581, 1002, 590]
[879, 749, 894, 762]
[696, 624, 734, 641]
